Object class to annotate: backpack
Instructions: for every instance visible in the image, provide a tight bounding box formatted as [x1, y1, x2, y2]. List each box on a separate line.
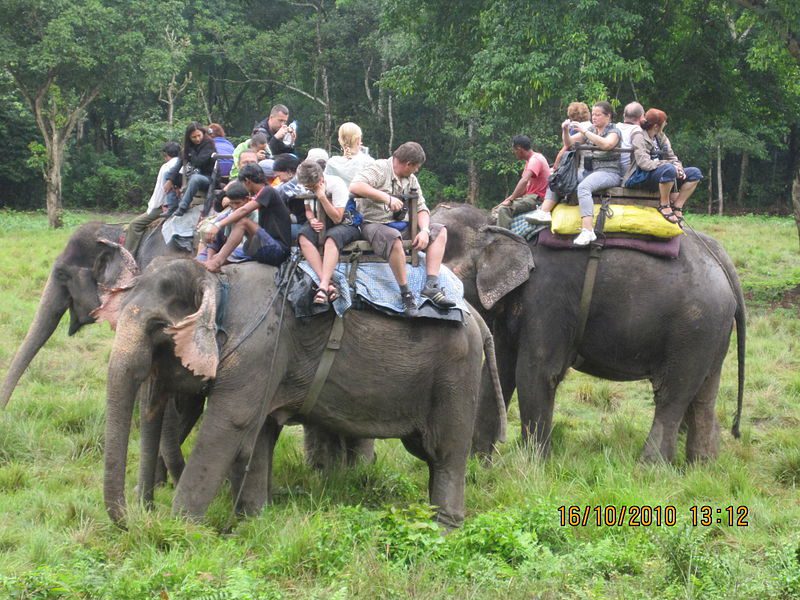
[341, 197, 363, 227]
[547, 150, 579, 197]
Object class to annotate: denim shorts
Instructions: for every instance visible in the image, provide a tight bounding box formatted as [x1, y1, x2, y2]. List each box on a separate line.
[246, 228, 289, 266]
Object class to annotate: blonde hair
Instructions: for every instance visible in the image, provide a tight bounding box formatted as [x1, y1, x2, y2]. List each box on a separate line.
[338, 122, 362, 159]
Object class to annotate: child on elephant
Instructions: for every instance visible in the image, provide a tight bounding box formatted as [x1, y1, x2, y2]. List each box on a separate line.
[203, 163, 291, 272]
[296, 159, 360, 305]
[196, 181, 254, 264]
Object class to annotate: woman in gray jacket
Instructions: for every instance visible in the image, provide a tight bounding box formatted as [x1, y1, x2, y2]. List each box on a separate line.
[624, 108, 702, 224]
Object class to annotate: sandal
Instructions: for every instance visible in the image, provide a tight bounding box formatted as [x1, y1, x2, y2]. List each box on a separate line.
[312, 287, 329, 305]
[670, 203, 685, 222]
[657, 204, 679, 224]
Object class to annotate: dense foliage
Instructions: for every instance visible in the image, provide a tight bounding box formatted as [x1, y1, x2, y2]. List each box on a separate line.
[1, 0, 800, 218]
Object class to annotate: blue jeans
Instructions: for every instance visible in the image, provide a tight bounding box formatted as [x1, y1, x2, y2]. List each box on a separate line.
[626, 164, 703, 189]
[178, 173, 210, 211]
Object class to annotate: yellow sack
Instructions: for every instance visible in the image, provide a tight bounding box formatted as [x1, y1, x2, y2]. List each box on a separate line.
[551, 204, 683, 238]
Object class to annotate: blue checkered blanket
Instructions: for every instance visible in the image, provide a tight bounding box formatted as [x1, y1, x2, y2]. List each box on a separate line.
[294, 250, 469, 320]
[509, 212, 548, 240]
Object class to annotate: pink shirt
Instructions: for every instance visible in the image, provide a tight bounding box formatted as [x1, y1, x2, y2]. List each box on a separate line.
[524, 152, 551, 197]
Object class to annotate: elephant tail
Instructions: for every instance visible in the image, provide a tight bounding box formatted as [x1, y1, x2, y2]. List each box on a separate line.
[474, 312, 507, 444]
[731, 279, 746, 439]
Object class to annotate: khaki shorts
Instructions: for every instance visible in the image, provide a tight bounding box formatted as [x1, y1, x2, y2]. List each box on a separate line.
[360, 222, 444, 261]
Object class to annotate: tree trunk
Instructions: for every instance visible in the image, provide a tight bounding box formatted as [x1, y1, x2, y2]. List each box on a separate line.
[716, 143, 724, 216]
[387, 93, 394, 156]
[466, 119, 479, 205]
[792, 164, 800, 251]
[737, 152, 749, 206]
[46, 136, 65, 228]
[707, 162, 713, 215]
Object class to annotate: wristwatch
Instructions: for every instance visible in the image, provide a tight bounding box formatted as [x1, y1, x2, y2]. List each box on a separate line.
[421, 227, 431, 235]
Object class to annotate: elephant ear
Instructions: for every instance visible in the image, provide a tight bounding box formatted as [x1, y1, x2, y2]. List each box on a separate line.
[476, 226, 534, 310]
[164, 277, 219, 381]
[90, 238, 140, 330]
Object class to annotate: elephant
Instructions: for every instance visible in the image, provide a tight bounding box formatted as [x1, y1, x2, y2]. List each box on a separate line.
[1, 219, 373, 477]
[1, 220, 184, 408]
[431, 203, 746, 464]
[102, 257, 506, 528]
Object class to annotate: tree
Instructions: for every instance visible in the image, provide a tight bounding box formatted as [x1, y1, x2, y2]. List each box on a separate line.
[0, 0, 181, 227]
[732, 0, 800, 246]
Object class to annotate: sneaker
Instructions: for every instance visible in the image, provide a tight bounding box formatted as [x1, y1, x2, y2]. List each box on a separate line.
[173, 205, 188, 218]
[401, 291, 417, 314]
[525, 209, 552, 225]
[421, 284, 456, 309]
[573, 228, 597, 246]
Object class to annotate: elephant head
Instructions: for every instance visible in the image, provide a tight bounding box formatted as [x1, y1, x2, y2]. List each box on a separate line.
[432, 203, 534, 311]
[0, 222, 141, 408]
[103, 258, 218, 523]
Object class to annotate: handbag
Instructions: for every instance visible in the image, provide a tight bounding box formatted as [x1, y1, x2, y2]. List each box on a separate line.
[624, 166, 650, 188]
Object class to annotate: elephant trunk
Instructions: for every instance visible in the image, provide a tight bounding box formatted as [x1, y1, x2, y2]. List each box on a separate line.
[104, 311, 152, 524]
[1, 272, 70, 408]
[474, 312, 507, 443]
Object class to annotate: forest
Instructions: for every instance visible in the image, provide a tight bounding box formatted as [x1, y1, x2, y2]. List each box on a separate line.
[1, 0, 799, 238]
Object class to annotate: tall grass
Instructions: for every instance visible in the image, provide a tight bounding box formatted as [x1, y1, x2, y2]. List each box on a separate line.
[0, 210, 798, 599]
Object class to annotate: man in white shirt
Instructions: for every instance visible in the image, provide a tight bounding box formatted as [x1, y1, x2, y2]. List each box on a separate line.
[124, 142, 181, 254]
[617, 102, 644, 173]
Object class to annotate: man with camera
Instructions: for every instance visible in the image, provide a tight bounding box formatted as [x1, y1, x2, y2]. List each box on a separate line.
[253, 103, 297, 157]
[349, 141, 455, 314]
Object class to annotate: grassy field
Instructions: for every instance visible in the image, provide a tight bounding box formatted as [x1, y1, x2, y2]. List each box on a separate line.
[0, 209, 798, 599]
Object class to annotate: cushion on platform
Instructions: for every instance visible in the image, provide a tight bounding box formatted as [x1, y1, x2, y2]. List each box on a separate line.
[551, 203, 683, 238]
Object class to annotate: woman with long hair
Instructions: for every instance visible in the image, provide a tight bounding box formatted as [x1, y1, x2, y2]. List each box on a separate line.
[324, 122, 374, 186]
[166, 121, 217, 217]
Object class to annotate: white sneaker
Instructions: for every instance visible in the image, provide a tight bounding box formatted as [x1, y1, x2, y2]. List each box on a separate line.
[525, 209, 552, 225]
[573, 228, 597, 246]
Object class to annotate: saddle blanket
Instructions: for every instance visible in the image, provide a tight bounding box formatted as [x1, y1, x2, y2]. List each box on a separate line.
[287, 250, 469, 321]
[161, 206, 202, 251]
[509, 214, 681, 259]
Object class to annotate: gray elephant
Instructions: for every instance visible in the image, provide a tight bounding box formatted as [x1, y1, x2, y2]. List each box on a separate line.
[103, 258, 505, 528]
[431, 203, 745, 464]
[1, 221, 183, 407]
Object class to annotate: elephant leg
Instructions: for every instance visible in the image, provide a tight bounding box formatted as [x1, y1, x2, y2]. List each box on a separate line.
[472, 326, 517, 456]
[401, 433, 428, 463]
[641, 371, 706, 463]
[137, 378, 165, 508]
[173, 402, 257, 518]
[230, 417, 282, 516]
[423, 383, 473, 529]
[516, 369, 560, 457]
[684, 370, 722, 463]
[427, 458, 467, 530]
[345, 437, 375, 466]
[303, 423, 346, 470]
[159, 395, 186, 484]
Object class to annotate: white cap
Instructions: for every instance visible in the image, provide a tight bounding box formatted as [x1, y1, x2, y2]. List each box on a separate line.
[306, 147, 329, 162]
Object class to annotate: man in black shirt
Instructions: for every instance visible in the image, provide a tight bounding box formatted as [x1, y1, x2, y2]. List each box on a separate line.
[253, 104, 297, 157]
[203, 164, 291, 271]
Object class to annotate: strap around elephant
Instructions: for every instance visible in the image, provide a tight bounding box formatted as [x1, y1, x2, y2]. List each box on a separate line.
[300, 315, 345, 416]
[573, 197, 611, 365]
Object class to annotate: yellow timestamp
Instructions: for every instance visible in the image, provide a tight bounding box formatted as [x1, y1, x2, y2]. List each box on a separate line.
[689, 505, 749, 527]
[557, 505, 750, 527]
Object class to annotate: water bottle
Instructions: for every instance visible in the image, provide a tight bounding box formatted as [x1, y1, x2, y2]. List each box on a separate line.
[283, 121, 297, 146]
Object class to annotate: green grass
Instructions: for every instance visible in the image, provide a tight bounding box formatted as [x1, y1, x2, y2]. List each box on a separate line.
[0, 209, 798, 599]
